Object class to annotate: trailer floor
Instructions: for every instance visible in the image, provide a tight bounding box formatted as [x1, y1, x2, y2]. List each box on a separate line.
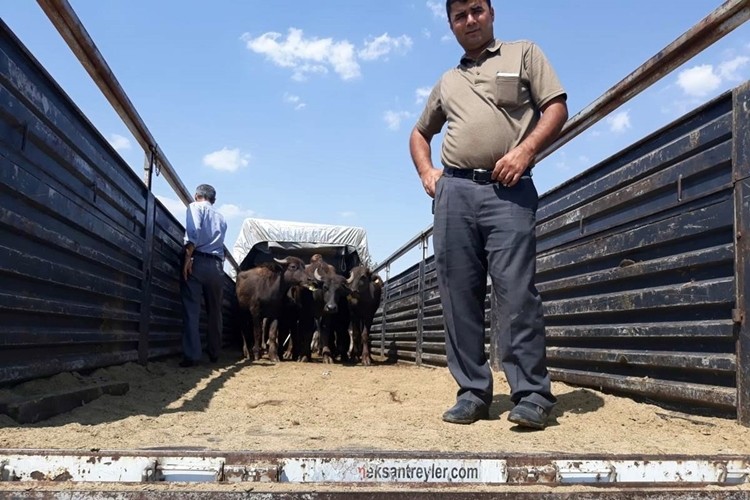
[0, 357, 748, 455]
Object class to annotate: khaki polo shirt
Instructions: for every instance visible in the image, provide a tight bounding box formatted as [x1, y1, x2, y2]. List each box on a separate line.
[416, 39, 566, 170]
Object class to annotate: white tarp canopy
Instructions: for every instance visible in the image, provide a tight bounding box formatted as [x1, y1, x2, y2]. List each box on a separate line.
[231, 218, 371, 277]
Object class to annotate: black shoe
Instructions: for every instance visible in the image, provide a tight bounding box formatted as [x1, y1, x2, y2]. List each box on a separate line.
[179, 359, 197, 368]
[508, 401, 549, 429]
[442, 400, 489, 425]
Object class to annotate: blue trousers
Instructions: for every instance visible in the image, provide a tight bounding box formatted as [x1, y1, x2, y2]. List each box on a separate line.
[433, 174, 555, 412]
[180, 255, 224, 361]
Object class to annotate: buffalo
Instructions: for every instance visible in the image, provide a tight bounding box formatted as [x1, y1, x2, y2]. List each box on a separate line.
[236, 256, 310, 362]
[346, 266, 383, 366]
[307, 259, 351, 364]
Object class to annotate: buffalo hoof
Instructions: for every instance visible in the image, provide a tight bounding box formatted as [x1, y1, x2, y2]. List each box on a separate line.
[322, 354, 334, 364]
[298, 355, 309, 363]
[362, 356, 372, 366]
[282, 350, 293, 361]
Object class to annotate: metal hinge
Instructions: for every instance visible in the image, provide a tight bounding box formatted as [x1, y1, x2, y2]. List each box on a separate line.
[733, 308, 744, 324]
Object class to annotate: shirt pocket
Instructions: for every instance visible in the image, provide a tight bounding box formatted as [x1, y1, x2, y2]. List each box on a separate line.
[494, 72, 522, 109]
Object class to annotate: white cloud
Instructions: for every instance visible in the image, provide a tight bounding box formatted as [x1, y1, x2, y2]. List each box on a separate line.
[203, 147, 250, 172]
[243, 28, 413, 81]
[422, 28, 431, 39]
[718, 56, 750, 81]
[283, 92, 307, 110]
[415, 87, 432, 104]
[242, 28, 360, 81]
[108, 133, 131, 151]
[359, 33, 413, 61]
[606, 110, 631, 133]
[217, 203, 255, 220]
[383, 110, 413, 131]
[441, 34, 454, 43]
[156, 195, 186, 222]
[339, 211, 356, 218]
[427, 0, 445, 20]
[676, 64, 721, 97]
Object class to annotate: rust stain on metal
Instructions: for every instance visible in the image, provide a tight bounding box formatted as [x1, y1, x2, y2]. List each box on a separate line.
[52, 470, 72, 481]
[506, 465, 557, 483]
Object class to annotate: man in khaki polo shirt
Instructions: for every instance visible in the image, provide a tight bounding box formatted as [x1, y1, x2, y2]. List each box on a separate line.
[409, 0, 568, 428]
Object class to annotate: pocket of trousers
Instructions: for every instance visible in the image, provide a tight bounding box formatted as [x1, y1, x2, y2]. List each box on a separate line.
[433, 176, 446, 214]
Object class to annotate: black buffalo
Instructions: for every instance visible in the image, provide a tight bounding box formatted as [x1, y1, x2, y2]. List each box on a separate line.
[236, 256, 310, 362]
[346, 266, 383, 366]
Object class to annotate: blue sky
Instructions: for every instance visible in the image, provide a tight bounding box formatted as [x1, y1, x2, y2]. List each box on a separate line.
[3, 1, 749, 275]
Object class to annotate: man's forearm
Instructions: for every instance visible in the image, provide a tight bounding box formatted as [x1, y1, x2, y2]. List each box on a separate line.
[409, 127, 435, 176]
[517, 98, 568, 159]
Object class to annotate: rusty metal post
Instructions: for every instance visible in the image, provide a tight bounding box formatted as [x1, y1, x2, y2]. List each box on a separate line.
[415, 235, 428, 366]
[380, 263, 390, 359]
[142, 154, 151, 190]
[137, 192, 156, 365]
[143, 145, 157, 191]
[733, 80, 750, 426]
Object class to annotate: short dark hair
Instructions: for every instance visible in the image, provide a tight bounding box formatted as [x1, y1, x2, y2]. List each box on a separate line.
[195, 184, 217, 204]
[446, 0, 492, 22]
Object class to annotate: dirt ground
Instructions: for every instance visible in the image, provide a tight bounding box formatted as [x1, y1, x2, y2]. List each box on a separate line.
[1, 355, 749, 455]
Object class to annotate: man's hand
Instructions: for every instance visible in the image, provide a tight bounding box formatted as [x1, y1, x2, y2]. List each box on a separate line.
[492, 97, 568, 187]
[182, 257, 193, 281]
[420, 167, 444, 198]
[491, 144, 534, 187]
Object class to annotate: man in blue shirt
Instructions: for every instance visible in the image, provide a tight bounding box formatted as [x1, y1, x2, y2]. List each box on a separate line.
[180, 184, 228, 367]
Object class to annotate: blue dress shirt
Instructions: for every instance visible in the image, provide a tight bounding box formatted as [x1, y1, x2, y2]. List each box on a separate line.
[184, 201, 227, 257]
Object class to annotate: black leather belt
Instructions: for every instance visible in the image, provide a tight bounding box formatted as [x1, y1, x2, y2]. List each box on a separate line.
[194, 250, 223, 261]
[442, 166, 531, 184]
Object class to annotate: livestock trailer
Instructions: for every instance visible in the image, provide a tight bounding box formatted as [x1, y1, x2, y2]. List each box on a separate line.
[1, 0, 750, 498]
[231, 217, 371, 275]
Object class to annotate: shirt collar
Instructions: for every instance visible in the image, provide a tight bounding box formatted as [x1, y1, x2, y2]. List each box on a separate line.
[459, 39, 502, 66]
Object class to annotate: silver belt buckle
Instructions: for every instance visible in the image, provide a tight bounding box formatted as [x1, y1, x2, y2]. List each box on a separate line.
[472, 169, 491, 184]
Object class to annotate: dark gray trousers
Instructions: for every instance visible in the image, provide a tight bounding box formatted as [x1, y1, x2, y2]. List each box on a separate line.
[433, 175, 555, 413]
[180, 255, 224, 362]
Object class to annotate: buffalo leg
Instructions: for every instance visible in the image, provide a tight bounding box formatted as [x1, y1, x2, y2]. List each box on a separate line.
[361, 320, 373, 366]
[252, 314, 263, 361]
[267, 318, 280, 363]
[349, 319, 362, 363]
[320, 318, 334, 364]
[240, 309, 252, 360]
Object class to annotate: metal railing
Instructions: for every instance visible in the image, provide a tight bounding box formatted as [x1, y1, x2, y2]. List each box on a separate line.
[36, 0, 239, 271]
